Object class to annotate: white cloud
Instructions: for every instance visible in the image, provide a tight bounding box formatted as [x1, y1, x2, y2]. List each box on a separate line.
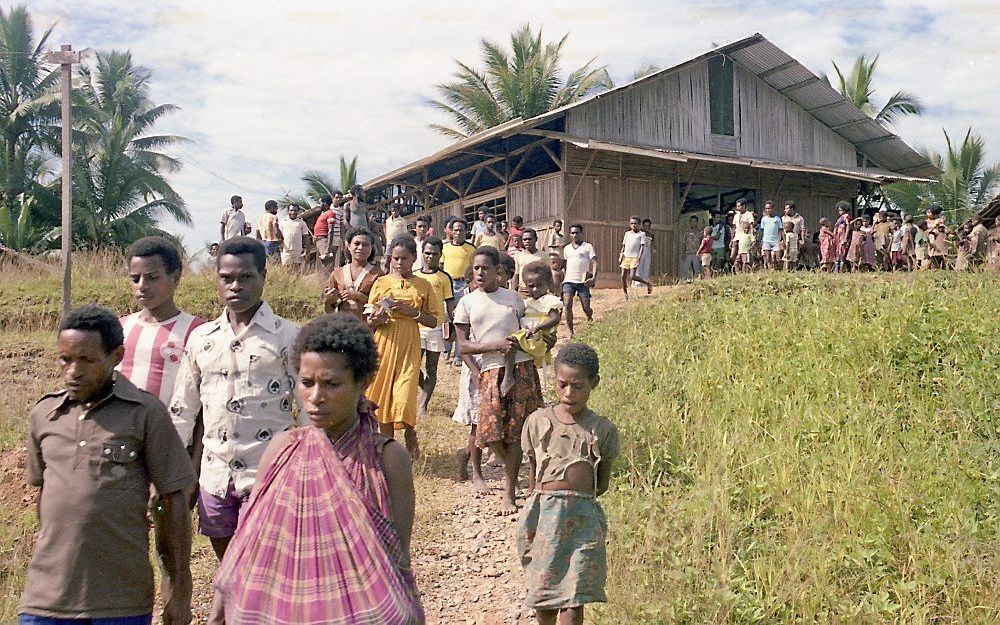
[26, 0, 1000, 250]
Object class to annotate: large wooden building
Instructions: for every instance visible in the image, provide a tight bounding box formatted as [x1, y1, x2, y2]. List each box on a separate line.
[362, 33, 936, 283]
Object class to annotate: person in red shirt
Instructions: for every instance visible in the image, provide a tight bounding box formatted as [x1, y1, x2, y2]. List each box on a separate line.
[697, 226, 714, 279]
[507, 215, 526, 252]
[313, 194, 340, 276]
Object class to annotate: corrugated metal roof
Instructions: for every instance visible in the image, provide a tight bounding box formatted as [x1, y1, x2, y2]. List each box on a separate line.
[362, 33, 937, 189]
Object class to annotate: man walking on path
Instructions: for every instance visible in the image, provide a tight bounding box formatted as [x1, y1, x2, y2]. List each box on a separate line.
[169, 237, 300, 561]
[221, 195, 248, 242]
[21, 305, 197, 625]
[562, 224, 597, 338]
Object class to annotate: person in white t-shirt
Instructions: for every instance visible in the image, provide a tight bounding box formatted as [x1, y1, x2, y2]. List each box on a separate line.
[220, 195, 249, 241]
[279, 204, 312, 268]
[619, 216, 649, 299]
[561, 224, 597, 338]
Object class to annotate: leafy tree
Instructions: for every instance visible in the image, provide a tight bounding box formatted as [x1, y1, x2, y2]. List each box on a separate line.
[884, 128, 1000, 224]
[339, 155, 357, 194]
[430, 24, 612, 139]
[69, 50, 189, 247]
[0, 6, 58, 226]
[823, 54, 923, 126]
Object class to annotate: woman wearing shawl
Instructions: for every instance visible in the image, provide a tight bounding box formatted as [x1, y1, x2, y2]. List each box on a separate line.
[209, 313, 424, 625]
[324, 227, 383, 318]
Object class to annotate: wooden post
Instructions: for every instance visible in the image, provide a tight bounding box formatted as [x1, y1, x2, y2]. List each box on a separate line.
[43, 45, 80, 317]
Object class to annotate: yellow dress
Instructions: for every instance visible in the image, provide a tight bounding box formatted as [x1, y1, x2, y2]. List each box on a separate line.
[366, 274, 441, 428]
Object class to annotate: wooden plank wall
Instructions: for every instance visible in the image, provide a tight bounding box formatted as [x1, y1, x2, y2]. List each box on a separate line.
[507, 173, 564, 228]
[735, 64, 857, 167]
[565, 62, 711, 152]
[564, 146, 678, 284]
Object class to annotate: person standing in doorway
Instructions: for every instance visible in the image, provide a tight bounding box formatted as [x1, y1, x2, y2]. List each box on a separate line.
[221, 195, 248, 242]
[170, 237, 300, 561]
[681, 215, 702, 282]
[562, 224, 596, 337]
[255, 200, 282, 259]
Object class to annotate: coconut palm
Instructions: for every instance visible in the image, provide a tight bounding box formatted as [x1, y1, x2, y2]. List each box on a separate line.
[339, 155, 357, 193]
[0, 6, 59, 222]
[823, 54, 923, 126]
[430, 24, 612, 139]
[884, 128, 1000, 224]
[69, 50, 189, 247]
[284, 157, 358, 214]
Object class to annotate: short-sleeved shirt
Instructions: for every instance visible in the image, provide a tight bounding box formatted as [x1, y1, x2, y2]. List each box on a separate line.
[682, 229, 702, 255]
[384, 215, 409, 243]
[514, 248, 549, 284]
[545, 230, 565, 252]
[470, 220, 488, 239]
[221, 208, 246, 240]
[279, 218, 310, 254]
[118, 311, 204, 407]
[22, 374, 197, 619]
[475, 232, 505, 250]
[563, 242, 597, 284]
[256, 212, 281, 242]
[622, 230, 645, 257]
[442, 242, 476, 281]
[760, 215, 783, 243]
[521, 407, 620, 486]
[313, 209, 333, 238]
[782, 213, 806, 241]
[697, 235, 714, 255]
[345, 201, 369, 230]
[732, 210, 755, 231]
[417, 268, 455, 322]
[523, 293, 563, 332]
[506, 225, 525, 250]
[735, 230, 755, 254]
[453, 287, 531, 371]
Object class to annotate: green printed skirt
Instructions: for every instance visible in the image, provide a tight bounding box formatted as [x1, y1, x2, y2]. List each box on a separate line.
[517, 490, 608, 609]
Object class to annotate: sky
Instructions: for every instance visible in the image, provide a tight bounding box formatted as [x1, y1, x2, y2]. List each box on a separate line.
[27, 0, 1000, 251]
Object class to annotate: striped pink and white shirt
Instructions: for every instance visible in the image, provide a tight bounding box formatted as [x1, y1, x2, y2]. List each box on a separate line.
[118, 311, 204, 407]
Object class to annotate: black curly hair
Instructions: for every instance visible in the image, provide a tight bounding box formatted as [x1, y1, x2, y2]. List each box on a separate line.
[59, 305, 124, 354]
[127, 236, 183, 274]
[291, 313, 378, 381]
[217, 237, 266, 274]
[521, 260, 553, 288]
[554, 343, 600, 380]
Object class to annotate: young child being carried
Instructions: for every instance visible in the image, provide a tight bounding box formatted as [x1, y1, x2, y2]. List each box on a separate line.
[517, 261, 563, 391]
[519, 343, 620, 625]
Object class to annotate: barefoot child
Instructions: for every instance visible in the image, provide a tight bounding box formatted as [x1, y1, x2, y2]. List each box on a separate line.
[453, 268, 487, 492]
[519, 261, 563, 390]
[734, 222, 755, 273]
[454, 247, 543, 514]
[519, 343, 620, 625]
[780, 221, 799, 271]
[697, 227, 714, 279]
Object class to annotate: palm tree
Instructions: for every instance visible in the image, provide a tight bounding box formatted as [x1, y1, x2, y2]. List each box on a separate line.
[283, 157, 358, 214]
[339, 155, 357, 193]
[0, 6, 59, 223]
[69, 50, 189, 247]
[884, 128, 1000, 224]
[430, 24, 613, 139]
[823, 54, 923, 126]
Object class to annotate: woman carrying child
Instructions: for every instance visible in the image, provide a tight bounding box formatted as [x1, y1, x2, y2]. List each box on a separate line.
[519, 343, 620, 625]
[366, 236, 441, 459]
[454, 246, 544, 514]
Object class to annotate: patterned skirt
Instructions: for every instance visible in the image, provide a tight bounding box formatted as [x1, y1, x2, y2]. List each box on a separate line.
[476, 361, 542, 447]
[517, 490, 608, 610]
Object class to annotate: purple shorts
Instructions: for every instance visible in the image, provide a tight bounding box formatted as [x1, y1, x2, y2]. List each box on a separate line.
[198, 479, 250, 538]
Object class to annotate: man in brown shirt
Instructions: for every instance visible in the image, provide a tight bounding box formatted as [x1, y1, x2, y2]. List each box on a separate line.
[21, 305, 197, 624]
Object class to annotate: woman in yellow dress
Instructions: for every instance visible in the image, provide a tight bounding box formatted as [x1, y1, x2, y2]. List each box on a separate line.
[366, 235, 440, 459]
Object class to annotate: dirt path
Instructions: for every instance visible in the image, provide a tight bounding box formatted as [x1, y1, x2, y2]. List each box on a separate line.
[184, 286, 664, 624]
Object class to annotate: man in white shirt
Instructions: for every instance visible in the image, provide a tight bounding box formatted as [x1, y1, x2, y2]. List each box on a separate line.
[220, 195, 248, 242]
[730, 198, 755, 263]
[470, 210, 488, 240]
[619, 216, 649, 299]
[278, 204, 311, 268]
[412, 216, 429, 272]
[562, 223, 597, 338]
[169, 237, 300, 560]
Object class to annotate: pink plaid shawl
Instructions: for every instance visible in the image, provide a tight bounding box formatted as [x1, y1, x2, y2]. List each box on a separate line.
[214, 404, 424, 624]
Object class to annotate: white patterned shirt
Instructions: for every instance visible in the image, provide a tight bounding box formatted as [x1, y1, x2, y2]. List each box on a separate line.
[168, 301, 300, 497]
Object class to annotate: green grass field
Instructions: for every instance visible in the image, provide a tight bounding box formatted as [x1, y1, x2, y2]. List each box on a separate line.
[584, 272, 1000, 624]
[1, 256, 999, 623]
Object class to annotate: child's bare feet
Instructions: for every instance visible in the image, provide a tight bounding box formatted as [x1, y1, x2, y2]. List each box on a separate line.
[497, 493, 518, 516]
[471, 474, 490, 495]
[404, 428, 420, 460]
[456, 449, 470, 481]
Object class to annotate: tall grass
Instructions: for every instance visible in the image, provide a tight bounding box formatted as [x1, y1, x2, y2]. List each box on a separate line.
[584, 272, 1000, 624]
[0, 251, 323, 330]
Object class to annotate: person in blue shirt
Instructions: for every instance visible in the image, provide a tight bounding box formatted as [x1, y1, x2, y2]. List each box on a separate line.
[758, 201, 784, 270]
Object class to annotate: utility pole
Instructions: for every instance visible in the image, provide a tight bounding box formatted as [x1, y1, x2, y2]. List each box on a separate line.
[43, 44, 80, 317]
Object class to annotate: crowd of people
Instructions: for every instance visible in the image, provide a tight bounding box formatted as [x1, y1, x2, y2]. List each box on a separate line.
[679, 198, 997, 279]
[19, 187, 622, 624]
